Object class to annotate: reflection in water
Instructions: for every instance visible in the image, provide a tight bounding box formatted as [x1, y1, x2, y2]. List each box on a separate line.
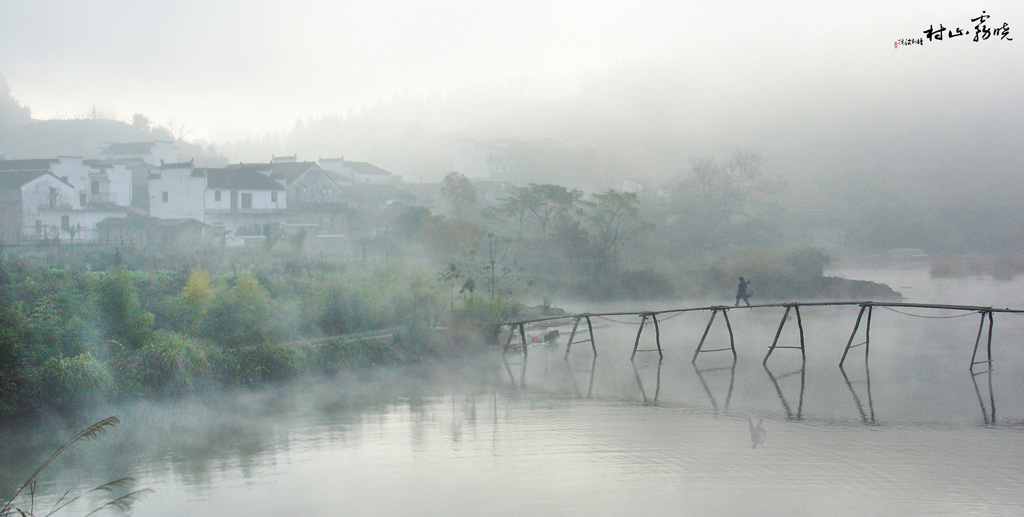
[840, 364, 876, 425]
[693, 361, 736, 412]
[565, 355, 598, 399]
[748, 418, 767, 448]
[971, 368, 997, 425]
[763, 362, 805, 420]
[501, 353, 527, 387]
[631, 358, 662, 405]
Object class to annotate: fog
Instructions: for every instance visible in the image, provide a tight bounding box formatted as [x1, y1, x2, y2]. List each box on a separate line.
[2, 3, 1024, 514]
[2, 1, 1021, 188]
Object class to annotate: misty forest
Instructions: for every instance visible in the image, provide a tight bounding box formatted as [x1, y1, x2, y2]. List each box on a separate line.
[0, 2, 1022, 516]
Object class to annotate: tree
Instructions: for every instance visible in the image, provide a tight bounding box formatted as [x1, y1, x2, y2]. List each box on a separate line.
[476, 233, 524, 299]
[438, 264, 462, 312]
[131, 113, 152, 133]
[666, 151, 786, 253]
[440, 172, 477, 218]
[582, 190, 652, 274]
[418, 215, 486, 261]
[516, 183, 582, 241]
[396, 206, 432, 240]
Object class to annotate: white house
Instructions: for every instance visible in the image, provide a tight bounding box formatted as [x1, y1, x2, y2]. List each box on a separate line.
[148, 160, 206, 221]
[203, 168, 286, 233]
[86, 162, 132, 206]
[0, 171, 80, 240]
[0, 156, 133, 209]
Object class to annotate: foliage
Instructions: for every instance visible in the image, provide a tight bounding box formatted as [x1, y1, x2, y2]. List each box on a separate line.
[131, 332, 213, 395]
[440, 171, 477, 216]
[174, 268, 215, 333]
[214, 344, 308, 386]
[396, 206, 432, 240]
[95, 267, 154, 349]
[29, 353, 113, 407]
[580, 189, 652, 276]
[418, 215, 486, 260]
[316, 338, 392, 372]
[202, 272, 275, 349]
[658, 151, 786, 257]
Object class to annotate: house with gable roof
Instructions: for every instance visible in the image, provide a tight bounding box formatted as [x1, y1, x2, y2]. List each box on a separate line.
[148, 161, 286, 227]
[0, 158, 129, 241]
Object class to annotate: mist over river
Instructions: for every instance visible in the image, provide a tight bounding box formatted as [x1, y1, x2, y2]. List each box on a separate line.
[3, 266, 1023, 516]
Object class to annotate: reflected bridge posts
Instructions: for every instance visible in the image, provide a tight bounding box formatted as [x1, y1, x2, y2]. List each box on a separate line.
[632, 358, 663, 405]
[971, 368, 996, 425]
[565, 355, 598, 399]
[693, 361, 737, 412]
[764, 362, 805, 420]
[840, 363, 875, 425]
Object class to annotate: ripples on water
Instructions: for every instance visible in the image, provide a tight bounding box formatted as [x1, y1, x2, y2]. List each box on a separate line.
[2, 268, 1024, 515]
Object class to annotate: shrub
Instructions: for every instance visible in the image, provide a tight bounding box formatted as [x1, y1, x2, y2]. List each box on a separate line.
[316, 337, 392, 372]
[202, 272, 275, 348]
[95, 268, 154, 349]
[212, 344, 307, 386]
[132, 332, 213, 395]
[29, 353, 113, 407]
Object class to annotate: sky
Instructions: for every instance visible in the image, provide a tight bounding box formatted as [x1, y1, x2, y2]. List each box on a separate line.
[0, 0, 1021, 145]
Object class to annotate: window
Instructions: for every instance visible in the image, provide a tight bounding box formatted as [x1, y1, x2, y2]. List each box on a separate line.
[215, 190, 222, 202]
[61, 215, 70, 230]
[162, 192, 169, 202]
[271, 192, 278, 203]
[241, 193, 253, 209]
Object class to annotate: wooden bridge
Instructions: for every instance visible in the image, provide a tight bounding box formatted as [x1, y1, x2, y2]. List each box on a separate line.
[500, 301, 1024, 372]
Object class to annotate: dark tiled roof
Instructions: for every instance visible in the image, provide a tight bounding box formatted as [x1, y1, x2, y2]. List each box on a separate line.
[0, 170, 48, 189]
[0, 159, 57, 172]
[159, 159, 194, 169]
[203, 168, 284, 191]
[345, 161, 392, 176]
[229, 162, 330, 184]
[100, 142, 157, 155]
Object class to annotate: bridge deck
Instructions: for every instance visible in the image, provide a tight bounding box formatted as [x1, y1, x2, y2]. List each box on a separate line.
[498, 300, 1023, 372]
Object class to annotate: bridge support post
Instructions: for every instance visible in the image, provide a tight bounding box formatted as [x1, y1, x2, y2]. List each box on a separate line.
[839, 304, 870, 368]
[631, 313, 663, 361]
[970, 310, 994, 373]
[564, 315, 597, 359]
[763, 305, 804, 365]
[692, 307, 737, 363]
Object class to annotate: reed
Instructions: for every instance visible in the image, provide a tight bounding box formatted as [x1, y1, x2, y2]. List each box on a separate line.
[1, 417, 152, 516]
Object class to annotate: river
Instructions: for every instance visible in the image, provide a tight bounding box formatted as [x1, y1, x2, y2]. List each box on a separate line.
[2, 266, 1023, 515]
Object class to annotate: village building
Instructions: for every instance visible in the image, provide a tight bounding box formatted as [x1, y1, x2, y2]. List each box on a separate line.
[319, 157, 399, 185]
[0, 158, 131, 242]
[98, 141, 179, 167]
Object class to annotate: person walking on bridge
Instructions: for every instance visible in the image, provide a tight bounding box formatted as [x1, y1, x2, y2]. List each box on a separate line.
[736, 277, 751, 307]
